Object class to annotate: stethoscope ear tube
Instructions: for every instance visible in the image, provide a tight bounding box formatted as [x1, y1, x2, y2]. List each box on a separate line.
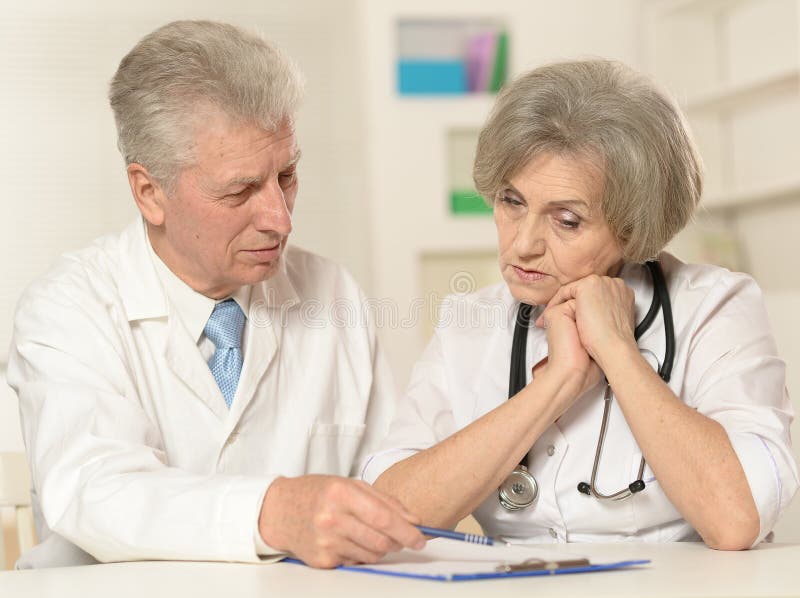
[646, 260, 674, 383]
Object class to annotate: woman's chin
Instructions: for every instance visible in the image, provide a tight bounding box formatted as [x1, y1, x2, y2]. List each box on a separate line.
[505, 277, 556, 307]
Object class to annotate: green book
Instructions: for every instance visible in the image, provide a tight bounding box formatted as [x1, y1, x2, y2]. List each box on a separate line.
[489, 31, 508, 93]
[451, 189, 492, 215]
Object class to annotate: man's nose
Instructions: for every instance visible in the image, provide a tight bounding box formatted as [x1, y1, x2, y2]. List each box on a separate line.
[252, 181, 292, 236]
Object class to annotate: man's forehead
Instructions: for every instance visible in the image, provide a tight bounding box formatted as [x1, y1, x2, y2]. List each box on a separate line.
[192, 116, 298, 161]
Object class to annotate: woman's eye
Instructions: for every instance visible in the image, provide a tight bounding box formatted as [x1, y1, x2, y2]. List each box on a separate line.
[557, 212, 581, 230]
[498, 194, 523, 207]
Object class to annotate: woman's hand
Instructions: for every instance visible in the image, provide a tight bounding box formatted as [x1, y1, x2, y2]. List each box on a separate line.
[535, 298, 602, 402]
[537, 275, 637, 371]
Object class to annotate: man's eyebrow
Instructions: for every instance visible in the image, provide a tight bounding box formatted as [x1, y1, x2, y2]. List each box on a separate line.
[283, 149, 302, 169]
[221, 151, 302, 189]
[226, 176, 262, 187]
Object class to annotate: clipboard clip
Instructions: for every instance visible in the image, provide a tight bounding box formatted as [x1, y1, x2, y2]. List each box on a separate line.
[495, 557, 591, 573]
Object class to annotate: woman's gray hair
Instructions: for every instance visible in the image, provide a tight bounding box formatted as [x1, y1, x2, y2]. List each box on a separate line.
[109, 20, 305, 191]
[474, 59, 702, 262]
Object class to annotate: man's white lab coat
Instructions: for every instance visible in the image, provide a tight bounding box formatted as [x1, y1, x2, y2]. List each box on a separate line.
[8, 218, 397, 568]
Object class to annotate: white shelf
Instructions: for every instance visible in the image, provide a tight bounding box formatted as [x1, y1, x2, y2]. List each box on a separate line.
[394, 93, 496, 120]
[704, 178, 800, 210]
[655, 0, 750, 18]
[685, 68, 800, 113]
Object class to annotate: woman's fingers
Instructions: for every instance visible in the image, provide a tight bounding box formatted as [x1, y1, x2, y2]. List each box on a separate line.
[535, 282, 579, 327]
[534, 275, 636, 362]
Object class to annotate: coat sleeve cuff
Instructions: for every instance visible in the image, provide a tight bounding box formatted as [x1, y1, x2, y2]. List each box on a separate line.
[217, 475, 285, 562]
[727, 432, 792, 547]
[359, 448, 419, 484]
[252, 480, 287, 560]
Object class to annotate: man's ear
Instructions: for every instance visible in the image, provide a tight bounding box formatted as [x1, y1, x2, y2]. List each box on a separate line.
[127, 163, 168, 226]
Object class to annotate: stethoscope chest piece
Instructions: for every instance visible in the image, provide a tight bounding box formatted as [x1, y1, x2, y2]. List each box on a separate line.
[498, 465, 539, 511]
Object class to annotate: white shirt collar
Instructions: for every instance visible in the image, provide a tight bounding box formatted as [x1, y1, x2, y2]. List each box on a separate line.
[144, 227, 251, 343]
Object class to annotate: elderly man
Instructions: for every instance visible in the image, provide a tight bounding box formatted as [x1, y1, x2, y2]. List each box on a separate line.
[7, 20, 424, 569]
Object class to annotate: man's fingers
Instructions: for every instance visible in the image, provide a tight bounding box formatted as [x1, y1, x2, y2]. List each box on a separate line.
[336, 516, 405, 556]
[304, 534, 384, 569]
[331, 538, 385, 566]
[329, 481, 426, 550]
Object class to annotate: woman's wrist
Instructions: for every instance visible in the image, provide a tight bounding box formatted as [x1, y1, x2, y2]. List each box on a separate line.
[529, 364, 587, 417]
[596, 338, 648, 384]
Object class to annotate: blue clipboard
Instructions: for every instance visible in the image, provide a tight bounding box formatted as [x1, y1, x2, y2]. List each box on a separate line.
[284, 557, 651, 582]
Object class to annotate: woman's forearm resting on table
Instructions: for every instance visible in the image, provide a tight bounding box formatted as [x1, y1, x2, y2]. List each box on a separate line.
[373, 368, 583, 529]
[598, 340, 760, 550]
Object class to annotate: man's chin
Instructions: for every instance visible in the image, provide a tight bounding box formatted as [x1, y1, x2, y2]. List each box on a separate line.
[243, 258, 282, 284]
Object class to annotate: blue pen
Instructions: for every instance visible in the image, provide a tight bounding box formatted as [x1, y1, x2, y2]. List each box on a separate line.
[416, 525, 495, 546]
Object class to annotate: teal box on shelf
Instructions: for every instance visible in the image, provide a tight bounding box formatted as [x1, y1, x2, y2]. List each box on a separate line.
[398, 59, 467, 95]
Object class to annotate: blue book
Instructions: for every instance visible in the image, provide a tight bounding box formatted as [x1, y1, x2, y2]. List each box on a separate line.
[397, 59, 467, 95]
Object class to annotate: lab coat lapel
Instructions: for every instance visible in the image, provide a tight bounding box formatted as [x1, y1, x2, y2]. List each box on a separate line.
[117, 218, 227, 418]
[224, 259, 300, 429]
[475, 290, 521, 419]
[164, 312, 230, 420]
[225, 307, 279, 428]
[117, 218, 168, 321]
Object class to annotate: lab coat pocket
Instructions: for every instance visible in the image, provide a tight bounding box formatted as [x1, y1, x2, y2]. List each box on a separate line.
[306, 422, 367, 476]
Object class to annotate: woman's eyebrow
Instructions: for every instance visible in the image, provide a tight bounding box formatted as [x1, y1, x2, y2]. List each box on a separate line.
[503, 182, 592, 212]
[548, 198, 591, 212]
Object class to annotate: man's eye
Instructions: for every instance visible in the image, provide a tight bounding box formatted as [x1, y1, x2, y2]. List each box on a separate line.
[223, 188, 250, 201]
[279, 170, 297, 185]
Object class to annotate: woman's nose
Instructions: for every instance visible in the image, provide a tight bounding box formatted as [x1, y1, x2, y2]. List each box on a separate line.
[512, 216, 546, 257]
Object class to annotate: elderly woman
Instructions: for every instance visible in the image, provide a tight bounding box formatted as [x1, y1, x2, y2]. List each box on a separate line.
[362, 60, 798, 550]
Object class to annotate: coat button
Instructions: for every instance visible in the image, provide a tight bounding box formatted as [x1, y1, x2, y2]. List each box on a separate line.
[549, 528, 558, 539]
[546, 445, 555, 456]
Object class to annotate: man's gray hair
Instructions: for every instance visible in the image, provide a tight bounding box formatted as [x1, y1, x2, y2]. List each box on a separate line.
[474, 59, 702, 262]
[109, 20, 305, 190]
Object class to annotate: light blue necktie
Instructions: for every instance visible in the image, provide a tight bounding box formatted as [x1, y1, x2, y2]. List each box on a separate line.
[204, 299, 246, 408]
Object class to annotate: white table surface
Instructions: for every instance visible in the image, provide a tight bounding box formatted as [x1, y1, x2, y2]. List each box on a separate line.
[1, 542, 798, 598]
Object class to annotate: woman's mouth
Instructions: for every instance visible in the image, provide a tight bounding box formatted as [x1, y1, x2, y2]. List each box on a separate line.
[512, 265, 548, 282]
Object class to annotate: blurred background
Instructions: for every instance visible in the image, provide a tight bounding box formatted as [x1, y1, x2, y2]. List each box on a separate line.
[1, 0, 799, 544]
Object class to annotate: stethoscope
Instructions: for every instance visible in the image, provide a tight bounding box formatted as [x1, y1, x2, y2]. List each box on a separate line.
[498, 260, 676, 511]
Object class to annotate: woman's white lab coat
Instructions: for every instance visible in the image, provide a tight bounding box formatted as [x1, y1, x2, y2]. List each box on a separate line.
[363, 253, 798, 545]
